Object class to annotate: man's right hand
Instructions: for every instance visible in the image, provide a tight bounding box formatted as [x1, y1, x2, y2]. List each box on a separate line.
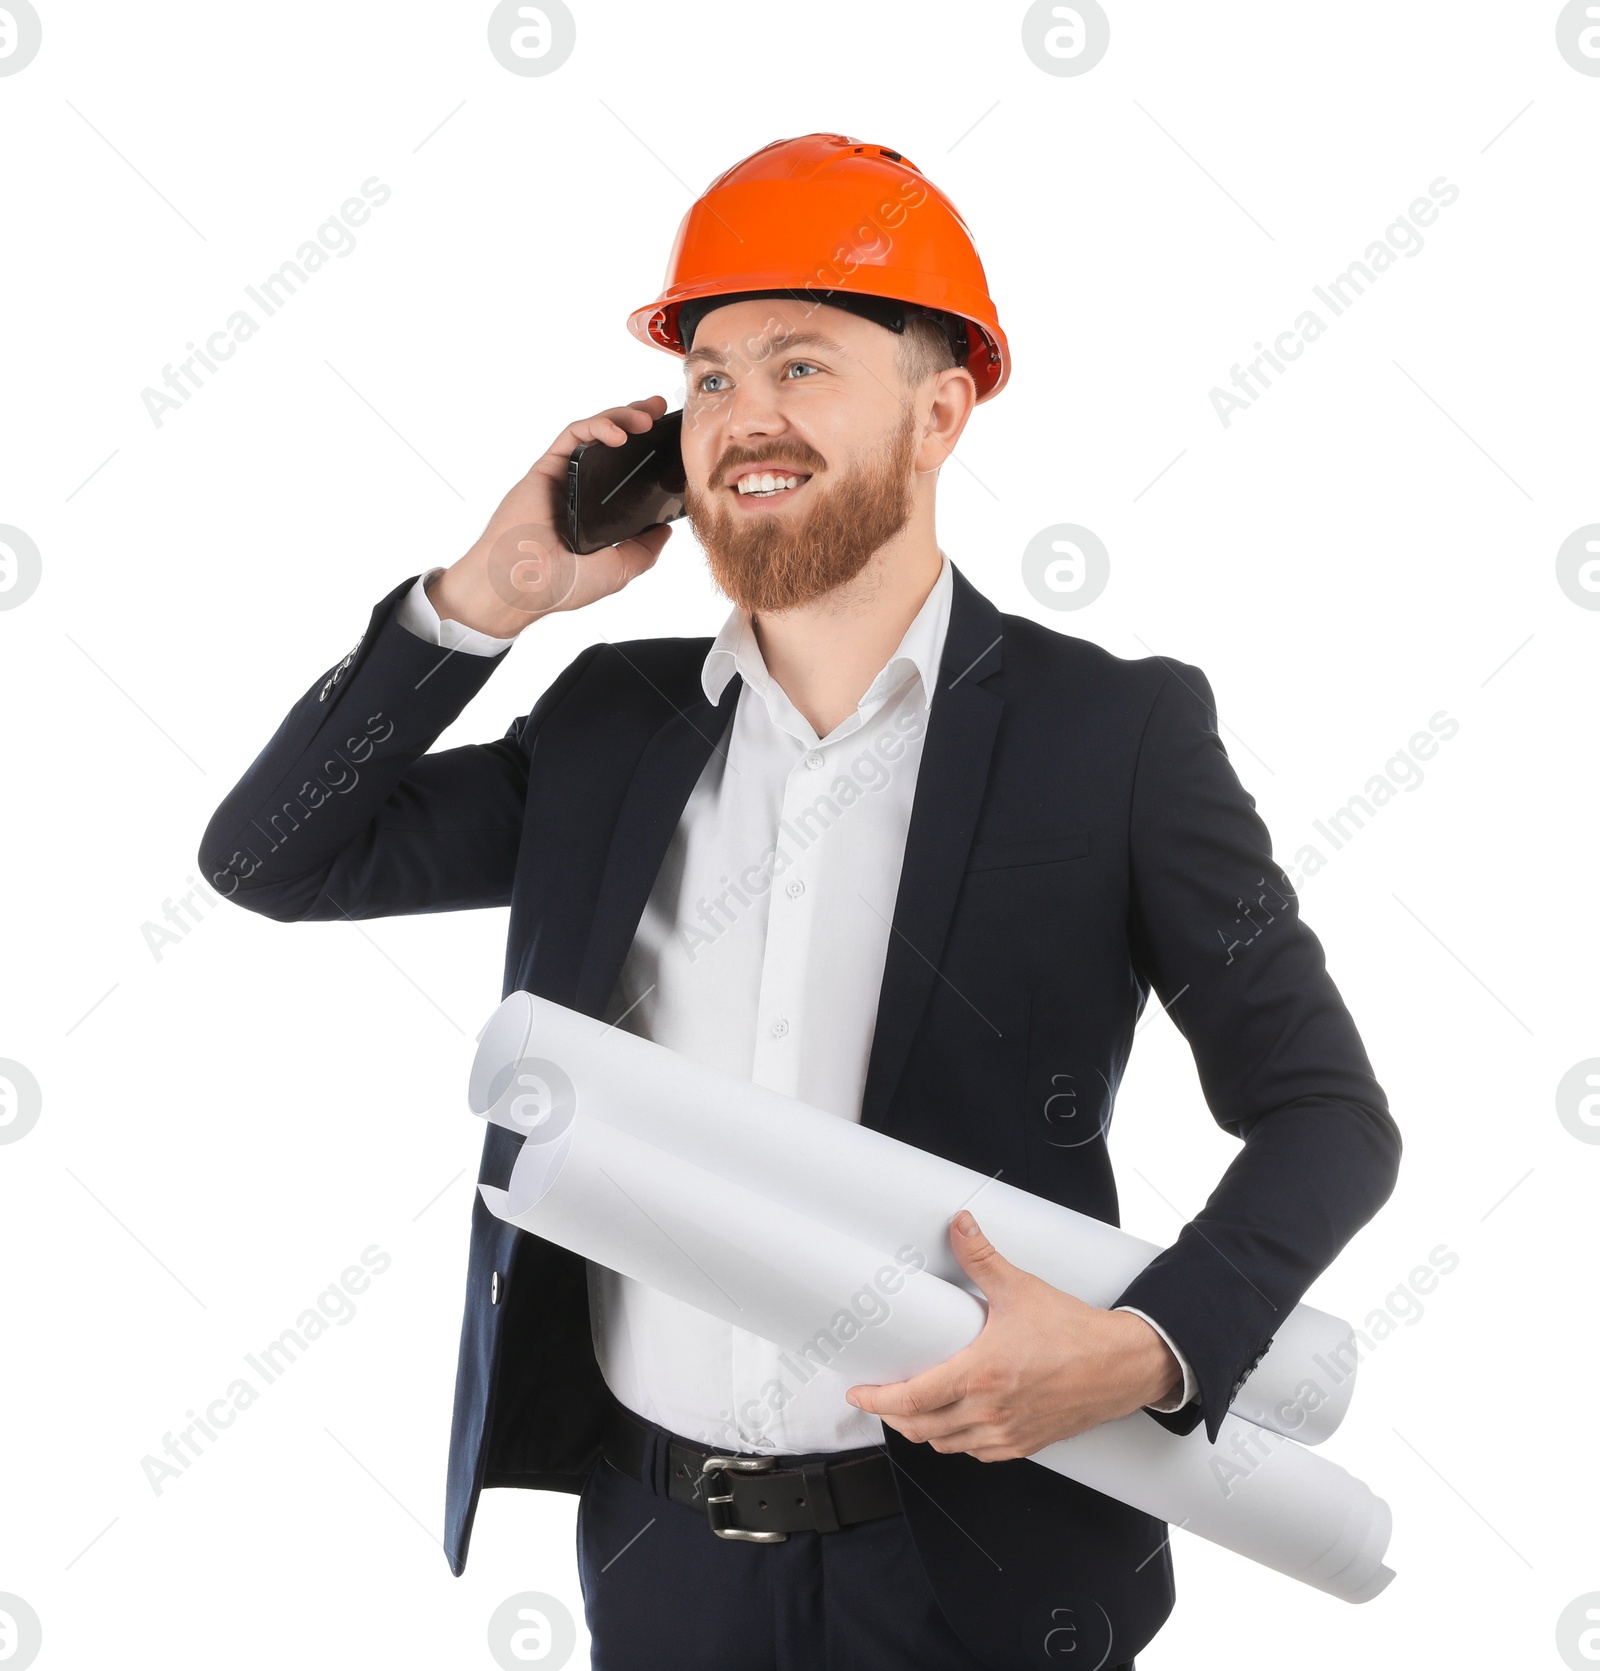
[425, 395, 675, 639]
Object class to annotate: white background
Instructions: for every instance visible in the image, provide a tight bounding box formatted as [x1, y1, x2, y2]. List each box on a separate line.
[2, 2, 1596, 1666]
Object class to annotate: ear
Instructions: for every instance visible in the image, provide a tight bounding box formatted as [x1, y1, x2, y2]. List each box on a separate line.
[916, 365, 978, 473]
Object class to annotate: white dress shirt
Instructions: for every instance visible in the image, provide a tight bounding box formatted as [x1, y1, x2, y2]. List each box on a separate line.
[396, 564, 1196, 1452]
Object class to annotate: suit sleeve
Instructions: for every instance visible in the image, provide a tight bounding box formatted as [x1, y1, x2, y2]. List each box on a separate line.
[197, 574, 600, 924]
[1109, 661, 1402, 1444]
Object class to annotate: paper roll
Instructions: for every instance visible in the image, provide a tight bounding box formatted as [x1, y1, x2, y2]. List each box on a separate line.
[471, 991, 1358, 1444]
[469, 1009, 1396, 1603]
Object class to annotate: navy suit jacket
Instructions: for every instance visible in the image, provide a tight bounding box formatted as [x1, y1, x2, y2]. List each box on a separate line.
[198, 561, 1400, 1668]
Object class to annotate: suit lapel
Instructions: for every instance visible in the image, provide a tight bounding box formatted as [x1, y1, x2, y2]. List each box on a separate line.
[573, 671, 742, 1016]
[859, 562, 1006, 1131]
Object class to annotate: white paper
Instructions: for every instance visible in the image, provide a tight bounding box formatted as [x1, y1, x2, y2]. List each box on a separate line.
[469, 998, 1395, 1603]
[472, 990, 1359, 1443]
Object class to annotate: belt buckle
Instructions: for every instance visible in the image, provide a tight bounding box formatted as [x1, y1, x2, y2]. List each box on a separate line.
[699, 1453, 788, 1542]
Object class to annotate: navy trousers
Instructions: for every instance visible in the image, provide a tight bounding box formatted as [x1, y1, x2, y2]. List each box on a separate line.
[575, 1444, 1137, 1671]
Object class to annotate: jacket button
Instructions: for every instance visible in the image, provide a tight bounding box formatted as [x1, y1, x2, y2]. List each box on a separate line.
[490, 1270, 503, 1305]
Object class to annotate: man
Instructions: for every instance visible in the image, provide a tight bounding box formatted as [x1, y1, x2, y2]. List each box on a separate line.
[199, 135, 1401, 1670]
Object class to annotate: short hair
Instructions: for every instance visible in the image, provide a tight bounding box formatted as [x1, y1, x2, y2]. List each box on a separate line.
[895, 312, 962, 390]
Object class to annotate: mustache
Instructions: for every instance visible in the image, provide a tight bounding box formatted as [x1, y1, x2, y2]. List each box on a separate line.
[712, 443, 828, 488]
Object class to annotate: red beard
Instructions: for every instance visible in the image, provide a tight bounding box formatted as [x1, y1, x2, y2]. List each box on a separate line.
[684, 406, 918, 614]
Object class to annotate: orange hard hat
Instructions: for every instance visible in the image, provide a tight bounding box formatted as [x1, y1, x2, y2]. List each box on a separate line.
[627, 133, 1010, 402]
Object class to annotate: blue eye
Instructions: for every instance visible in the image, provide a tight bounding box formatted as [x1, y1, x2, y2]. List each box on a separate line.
[786, 361, 819, 378]
[696, 372, 728, 393]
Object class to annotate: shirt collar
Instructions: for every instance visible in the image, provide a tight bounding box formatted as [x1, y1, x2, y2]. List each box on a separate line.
[701, 554, 953, 725]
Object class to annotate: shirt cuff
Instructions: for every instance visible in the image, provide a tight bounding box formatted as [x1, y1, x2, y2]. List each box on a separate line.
[395, 568, 518, 657]
[1114, 1305, 1197, 1413]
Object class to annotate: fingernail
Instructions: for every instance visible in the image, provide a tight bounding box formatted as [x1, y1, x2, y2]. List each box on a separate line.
[955, 1211, 976, 1236]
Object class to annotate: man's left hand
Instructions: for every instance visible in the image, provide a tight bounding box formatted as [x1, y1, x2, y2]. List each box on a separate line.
[845, 1210, 1182, 1462]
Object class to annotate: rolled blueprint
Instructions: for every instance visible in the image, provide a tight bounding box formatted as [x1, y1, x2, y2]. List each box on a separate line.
[468, 1007, 1396, 1603]
[471, 991, 1358, 1445]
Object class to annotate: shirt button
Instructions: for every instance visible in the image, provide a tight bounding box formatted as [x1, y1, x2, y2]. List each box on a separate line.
[770, 1018, 789, 1038]
[804, 751, 825, 770]
[786, 880, 805, 899]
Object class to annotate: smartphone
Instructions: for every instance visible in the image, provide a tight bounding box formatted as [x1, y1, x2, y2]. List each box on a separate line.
[566, 408, 687, 555]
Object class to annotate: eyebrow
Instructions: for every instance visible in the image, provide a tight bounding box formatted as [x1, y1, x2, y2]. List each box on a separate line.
[683, 329, 849, 369]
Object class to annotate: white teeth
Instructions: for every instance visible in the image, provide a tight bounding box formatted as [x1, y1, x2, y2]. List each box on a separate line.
[737, 473, 801, 496]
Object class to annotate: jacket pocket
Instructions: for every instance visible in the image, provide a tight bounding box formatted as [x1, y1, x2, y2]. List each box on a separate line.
[965, 828, 1091, 872]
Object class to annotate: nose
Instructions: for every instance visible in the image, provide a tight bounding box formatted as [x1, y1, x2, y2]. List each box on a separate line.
[722, 370, 788, 445]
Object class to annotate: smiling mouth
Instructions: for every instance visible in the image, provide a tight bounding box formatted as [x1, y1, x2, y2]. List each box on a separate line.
[725, 468, 813, 504]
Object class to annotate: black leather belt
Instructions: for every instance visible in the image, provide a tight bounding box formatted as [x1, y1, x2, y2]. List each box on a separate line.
[599, 1396, 902, 1541]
